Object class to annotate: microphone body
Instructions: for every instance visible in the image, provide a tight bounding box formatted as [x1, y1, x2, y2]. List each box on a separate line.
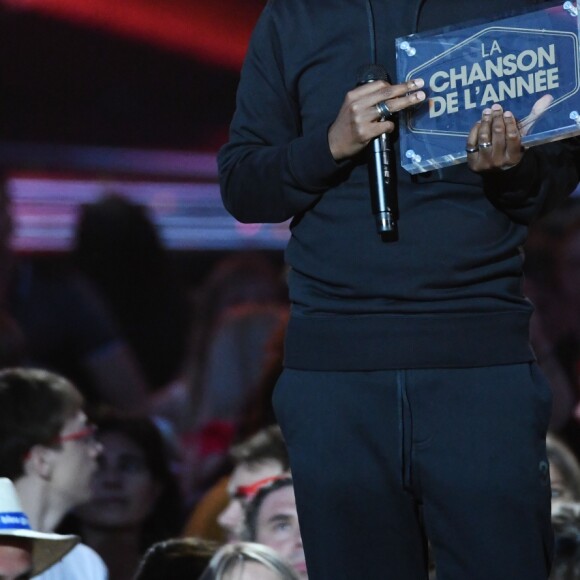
[369, 131, 397, 235]
[357, 65, 398, 237]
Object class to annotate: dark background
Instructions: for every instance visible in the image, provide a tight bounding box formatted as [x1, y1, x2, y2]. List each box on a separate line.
[0, 0, 265, 151]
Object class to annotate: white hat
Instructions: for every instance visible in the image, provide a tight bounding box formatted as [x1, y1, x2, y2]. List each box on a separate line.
[0, 478, 79, 576]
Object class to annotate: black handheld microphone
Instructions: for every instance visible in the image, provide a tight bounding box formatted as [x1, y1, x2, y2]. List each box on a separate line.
[357, 65, 398, 237]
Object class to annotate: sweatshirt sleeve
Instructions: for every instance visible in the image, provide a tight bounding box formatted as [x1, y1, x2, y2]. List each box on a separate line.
[481, 138, 580, 224]
[218, 2, 347, 224]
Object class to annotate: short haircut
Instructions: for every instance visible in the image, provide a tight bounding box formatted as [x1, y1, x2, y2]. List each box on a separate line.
[199, 542, 299, 580]
[0, 368, 83, 480]
[134, 537, 218, 580]
[230, 426, 290, 471]
[244, 477, 294, 541]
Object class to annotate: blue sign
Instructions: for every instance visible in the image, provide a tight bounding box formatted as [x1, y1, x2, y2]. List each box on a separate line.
[396, 2, 580, 173]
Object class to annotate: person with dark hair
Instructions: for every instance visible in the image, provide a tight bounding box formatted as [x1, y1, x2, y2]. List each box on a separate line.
[183, 426, 290, 542]
[243, 478, 306, 579]
[133, 537, 218, 580]
[64, 414, 184, 580]
[0, 368, 107, 579]
[218, 426, 290, 540]
[218, 0, 580, 578]
[73, 193, 191, 392]
[229, 426, 290, 471]
[0, 185, 148, 413]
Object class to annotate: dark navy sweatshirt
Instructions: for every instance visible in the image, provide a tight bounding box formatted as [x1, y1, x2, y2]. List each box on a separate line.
[218, 0, 580, 370]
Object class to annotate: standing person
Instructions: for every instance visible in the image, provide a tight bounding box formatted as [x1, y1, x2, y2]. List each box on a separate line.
[0, 368, 107, 579]
[217, 1, 580, 579]
[0, 185, 148, 413]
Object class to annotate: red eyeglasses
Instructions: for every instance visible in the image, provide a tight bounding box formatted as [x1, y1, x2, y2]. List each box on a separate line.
[56, 424, 98, 444]
[235, 475, 286, 501]
[23, 424, 98, 462]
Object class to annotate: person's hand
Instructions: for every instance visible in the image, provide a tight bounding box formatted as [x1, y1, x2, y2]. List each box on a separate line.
[466, 95, 553, 172]
[466, 103, 524, 172]
[328, 78, 426, 161]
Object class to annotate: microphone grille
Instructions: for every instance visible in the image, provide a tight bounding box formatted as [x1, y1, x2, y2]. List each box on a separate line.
[356, 64, 390, 85]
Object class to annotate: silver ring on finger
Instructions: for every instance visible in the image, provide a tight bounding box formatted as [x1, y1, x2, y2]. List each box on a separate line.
[465, 146, 479, 154]
[375, 100, 391, 121]
[479, 141, 492, 149]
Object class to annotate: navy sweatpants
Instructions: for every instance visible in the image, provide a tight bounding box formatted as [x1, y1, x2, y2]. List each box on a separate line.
[273, 363, 553, 580]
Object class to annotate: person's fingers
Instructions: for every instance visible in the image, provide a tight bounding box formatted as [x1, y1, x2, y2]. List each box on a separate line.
[381, 89, 426, 114]
[490, 104, 507, 167]
[503, 111, 524, 165]
[366, 120, 397, 140]
[475, 108, 493, 168]
[376, 78, 425, 100]
[467, 105, 526, 172]
[465, 122, 480, 169]
[353, 78, 423, 101]
[361, 78, 426, 120]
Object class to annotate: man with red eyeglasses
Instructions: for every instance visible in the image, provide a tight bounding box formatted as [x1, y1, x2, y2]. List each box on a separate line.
[244, 477, 307, 579]
[0, 368, 107, 579]
[216, 426, 290, 542]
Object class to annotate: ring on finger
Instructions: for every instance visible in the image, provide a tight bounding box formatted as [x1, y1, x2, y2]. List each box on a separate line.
[465, 146, 479, 154]
[375, 100, 391, 121]
[479, 141, 492, 149]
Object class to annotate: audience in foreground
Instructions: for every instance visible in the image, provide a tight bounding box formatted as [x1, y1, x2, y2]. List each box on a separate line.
[200, 542, 299, 580]
[134, 537, 217, 580]
[63, 413, 184, 580]
[244, 477, 307, 579]
[183, 425, 290, 542]
[0, 478, 79, 580]
[551, 501, 580, 580]
[548, 433, 580, 503]
[0, 368, 107, 579]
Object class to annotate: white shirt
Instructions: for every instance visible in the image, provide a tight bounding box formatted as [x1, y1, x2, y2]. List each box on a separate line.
[33, 543, 108, 580]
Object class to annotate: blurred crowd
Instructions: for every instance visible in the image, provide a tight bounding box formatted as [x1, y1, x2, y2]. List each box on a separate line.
[1, 187, 580, 579]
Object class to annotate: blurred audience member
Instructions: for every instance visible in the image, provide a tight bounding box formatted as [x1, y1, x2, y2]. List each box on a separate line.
[244, 478, 307, 579]
[0, 478, 79, 580]
[0, 368, 107, 579]
[64, 414, 183, 580]
[151, 252, 287, 433]
[551, 501, 580, 580]
[134, 537, 217, 580]
[183, 425, 290, 543]
[217, 426, 289, 542]
[0, 185, 147, 412]
[0, 311, 25, 367]
[199, 542, 299, 580]
[237, 315, 287, 440]
[74, 194, 191, 392]
[525, 200, 580, 435]
[194, 304, 286, 431]
[548, 433, 580, 504]
[153, 302, 287, 502]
